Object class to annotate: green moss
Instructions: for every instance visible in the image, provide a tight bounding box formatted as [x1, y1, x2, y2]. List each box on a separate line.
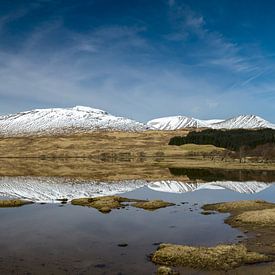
[152, 243, 268, 271]
[132, 200, 175, 211]
[0, 199, 33, 208]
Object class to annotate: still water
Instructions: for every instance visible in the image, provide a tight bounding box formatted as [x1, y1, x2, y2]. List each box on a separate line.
[0, 168, 274, 274]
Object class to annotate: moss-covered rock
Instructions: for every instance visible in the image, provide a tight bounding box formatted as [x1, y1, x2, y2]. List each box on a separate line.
[71, 196, 143, 213]
[0, 199, 33, 208]
[132, 200, 175, 211]
[71, 196, 175, 213]
[200, 210, 216, 215]
[152, 243, 268, 271]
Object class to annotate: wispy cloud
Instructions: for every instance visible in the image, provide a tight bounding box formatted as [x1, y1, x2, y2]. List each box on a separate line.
[0, 1, 274, 122]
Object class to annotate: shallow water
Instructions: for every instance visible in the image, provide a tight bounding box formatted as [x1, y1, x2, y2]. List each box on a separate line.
[0, 169, 275, 274]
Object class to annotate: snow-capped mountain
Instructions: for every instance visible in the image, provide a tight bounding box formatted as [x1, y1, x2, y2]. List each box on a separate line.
[211, 115, 275, 129]
[148, 180, 271, 194]
[147, 115, 275, 130]
[147, 116, 224, 130]
[0, 106, 274, 135]
[0, 106, 148, 136]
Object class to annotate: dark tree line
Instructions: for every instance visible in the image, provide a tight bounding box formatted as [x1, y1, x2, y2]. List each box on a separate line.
[169, 128, 275, 151]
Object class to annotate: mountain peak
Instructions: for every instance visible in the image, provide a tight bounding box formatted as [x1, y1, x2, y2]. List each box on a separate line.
[72, 106, 108, 114]
[212, 114, 274, 129]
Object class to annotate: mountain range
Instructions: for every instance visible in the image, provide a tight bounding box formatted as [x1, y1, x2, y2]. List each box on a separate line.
[0, 106, 274, 136]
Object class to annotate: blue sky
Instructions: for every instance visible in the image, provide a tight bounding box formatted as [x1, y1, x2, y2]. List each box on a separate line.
[0, 0, 275, 122]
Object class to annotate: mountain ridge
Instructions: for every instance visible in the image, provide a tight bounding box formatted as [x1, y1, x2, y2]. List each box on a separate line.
[147, 114, 275, 130]
[0, 106, 274, 136]
[0, 106, 148, 136]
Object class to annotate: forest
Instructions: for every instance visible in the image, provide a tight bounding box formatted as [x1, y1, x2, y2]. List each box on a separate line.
[169, 129, 275, 161]
[169, 129, 275, 150]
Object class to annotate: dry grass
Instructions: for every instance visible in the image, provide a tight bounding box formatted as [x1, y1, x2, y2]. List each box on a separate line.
[0, 130, 190, 158]
[132, 200, 175, 211]
[156, 266, 176, 275]
[203, 200, 275, 213]
[71, 196, 142, 213]
[234, 208, 275, 225]
[152, 243, 268, 270]
[0, 199, 33, 207]
[202, 200, 275, 259]
[71, 195, 174, 213]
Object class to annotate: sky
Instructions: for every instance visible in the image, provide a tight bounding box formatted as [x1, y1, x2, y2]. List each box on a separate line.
[0, 0, 275, 122]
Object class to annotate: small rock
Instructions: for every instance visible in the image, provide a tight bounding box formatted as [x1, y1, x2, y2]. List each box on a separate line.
[94, 264, 106, 268]
[118, 243, 128, 247]
[201, 211, 216, 215]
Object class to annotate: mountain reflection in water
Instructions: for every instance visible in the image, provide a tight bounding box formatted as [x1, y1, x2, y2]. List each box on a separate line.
[0, 176, 272, 203]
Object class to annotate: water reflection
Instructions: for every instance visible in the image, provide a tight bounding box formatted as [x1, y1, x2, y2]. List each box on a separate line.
[148, 181, 271, 194]
[0, 175, 273, 203]
[0, 168, 275, 274]
[169, 167, 275, 182]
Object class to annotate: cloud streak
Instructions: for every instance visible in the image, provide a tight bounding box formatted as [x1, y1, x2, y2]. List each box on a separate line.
[0, 1, 274, 123]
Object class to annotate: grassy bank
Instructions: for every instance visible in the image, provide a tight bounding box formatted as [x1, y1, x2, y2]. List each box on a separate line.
[0, 130, 274, 179]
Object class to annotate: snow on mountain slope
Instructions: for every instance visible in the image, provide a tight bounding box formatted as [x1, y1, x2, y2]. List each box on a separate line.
[0, 177, 147, 203]
[147, 116, 224, 130]
[148, 180, 271, 194]
[0, 106, 148, 136]
[211, 115, 275, 129]
[147, 114, 275, 130]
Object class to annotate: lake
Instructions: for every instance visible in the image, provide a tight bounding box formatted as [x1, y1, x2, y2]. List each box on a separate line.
[0, 168, 274, 274]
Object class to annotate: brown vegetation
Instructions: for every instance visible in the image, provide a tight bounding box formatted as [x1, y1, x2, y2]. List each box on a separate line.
[0, 130, 190, 158]
[203, 200, 275, 257]
[71, 195, 175, 213]
[0, 199, 33, 207]
[132, 200, 175, 210]
[152, 243, 268, 271]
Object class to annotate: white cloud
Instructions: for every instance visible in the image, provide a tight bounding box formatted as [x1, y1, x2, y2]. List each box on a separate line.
[0, 2, 274, 123]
